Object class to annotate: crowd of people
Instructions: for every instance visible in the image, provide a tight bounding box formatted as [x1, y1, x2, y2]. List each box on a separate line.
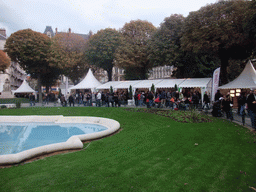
[29, 87, 256, 131]
[52, 91, 130, 108]
[212, 89, 256, 131]
[134, 89, 204, 110]
[39, 89, 207, 110]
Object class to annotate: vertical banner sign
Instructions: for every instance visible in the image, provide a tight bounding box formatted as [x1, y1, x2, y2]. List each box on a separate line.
[211, 67, 221, 102]
[65, 77, 69, 97]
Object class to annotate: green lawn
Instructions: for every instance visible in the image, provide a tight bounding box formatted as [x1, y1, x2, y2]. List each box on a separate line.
[0, 107, 256, 191]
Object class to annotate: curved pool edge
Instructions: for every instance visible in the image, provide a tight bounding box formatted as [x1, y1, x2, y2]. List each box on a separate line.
[0, 115, 120, 165]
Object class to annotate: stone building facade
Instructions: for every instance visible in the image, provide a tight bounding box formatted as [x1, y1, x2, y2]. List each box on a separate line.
[148, 65, 175, 79]
[0, 29, 26, 94]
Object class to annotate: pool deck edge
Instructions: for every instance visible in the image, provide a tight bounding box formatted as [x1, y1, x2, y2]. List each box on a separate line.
[0, 116, 120, 165]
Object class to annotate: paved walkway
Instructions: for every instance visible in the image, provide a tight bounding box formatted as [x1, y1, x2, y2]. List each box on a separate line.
[20, 102, 254, 131]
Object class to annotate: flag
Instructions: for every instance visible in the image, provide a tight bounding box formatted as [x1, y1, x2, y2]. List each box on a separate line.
[211, 67, 220, 102]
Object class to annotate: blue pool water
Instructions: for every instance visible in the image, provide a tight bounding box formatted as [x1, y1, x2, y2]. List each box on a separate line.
[0, 123, 107, 155]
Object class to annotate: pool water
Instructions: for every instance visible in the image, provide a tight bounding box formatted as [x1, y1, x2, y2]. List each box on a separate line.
[0, 123, 107, 155]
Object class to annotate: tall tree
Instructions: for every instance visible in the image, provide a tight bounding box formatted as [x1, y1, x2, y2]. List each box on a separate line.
[4, 29, 55, 102]
[181, 0, 255, 85]
[115, 20, 156, 80]
[148, 14, 185, 67]
[172, 52, 219, 78]
[50, 32, 88, 84]
[84, 28, 122, 81]
[0, 50, 10, 72]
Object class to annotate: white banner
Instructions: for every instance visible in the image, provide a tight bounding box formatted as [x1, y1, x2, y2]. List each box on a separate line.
[211, 67, 220, 102]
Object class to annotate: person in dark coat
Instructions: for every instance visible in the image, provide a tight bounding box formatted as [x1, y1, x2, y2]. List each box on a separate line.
[246, 89, 256, 130]
[68, 94, 75, 107]
[222, 94, 233, 120]
[214, 90, 223, 102]
[29, 93, 36, 106]
[192, 92, 199, 109]
[60, 94, 67, 107]
[203, 91, 210, 110]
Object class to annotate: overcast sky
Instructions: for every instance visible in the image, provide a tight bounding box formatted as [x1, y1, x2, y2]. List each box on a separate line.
[1, 0, 217, 37]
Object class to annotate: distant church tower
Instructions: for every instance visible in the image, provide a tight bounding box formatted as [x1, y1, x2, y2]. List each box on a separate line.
[43, 26, 55, 38]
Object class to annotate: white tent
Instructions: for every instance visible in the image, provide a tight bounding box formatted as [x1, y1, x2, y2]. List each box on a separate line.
[219, 60, 256, 89]
[96, 81, 123, 90]
[70, 69, 102, 91]
[178, 78, 212, 102]
[155, 79, 186, 89]
[133, 79, 164, 89]
[12, 80, 36, 94]
[114, 80, 141, 89]
[178, 78, 212, 89]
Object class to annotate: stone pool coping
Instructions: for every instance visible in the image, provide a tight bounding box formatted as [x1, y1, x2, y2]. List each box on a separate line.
[0, 115, 120, 165]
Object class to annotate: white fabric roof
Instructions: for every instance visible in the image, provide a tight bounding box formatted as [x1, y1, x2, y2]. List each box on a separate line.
[96, 78, 213, 90]
[133, 79, 163, 89]
[96, 81, 123, 89]
[219, 60, 256, 89]
[70, 68, 102, 90]
[155, 79, 186, 88]
[12, 80, 36, 93]
[114, 80, 141, 89]
[179, 78, 212, 88]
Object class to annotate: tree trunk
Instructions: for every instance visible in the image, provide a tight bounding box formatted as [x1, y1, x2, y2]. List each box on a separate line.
[38, 74, 42, 103]
[107, 67, 113, 81]
[219, 51, 229, 86]
[46, 83, 50, 93]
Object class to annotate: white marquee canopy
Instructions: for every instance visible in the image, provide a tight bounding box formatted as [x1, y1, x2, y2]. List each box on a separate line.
[96, 78, 212, 91]
[179, 78, 212, 88]
[219, 60, 256, 89]
[12, 80, 36, 93]
[70, 69, 102, 91]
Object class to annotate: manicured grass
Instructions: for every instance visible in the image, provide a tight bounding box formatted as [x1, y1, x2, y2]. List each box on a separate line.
[0, 107, 256, 191]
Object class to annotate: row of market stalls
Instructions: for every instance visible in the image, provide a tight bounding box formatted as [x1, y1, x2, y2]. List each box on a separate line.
[11, 60, 256, 106]
[67, 69, 213, 99]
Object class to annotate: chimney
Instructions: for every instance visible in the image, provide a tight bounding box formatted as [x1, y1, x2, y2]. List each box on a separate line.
[55, 28, 58, 35]
[68, 28, 71, 33]
[0, 28, 6, 37]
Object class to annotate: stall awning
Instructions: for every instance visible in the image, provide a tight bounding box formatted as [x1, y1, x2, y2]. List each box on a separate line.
[114, 81, 141, 89]
[178, 78, 212, 88]
[133, 80, 163, 89]
[96, 81, 123, 90]
[155, 79, 186, 88]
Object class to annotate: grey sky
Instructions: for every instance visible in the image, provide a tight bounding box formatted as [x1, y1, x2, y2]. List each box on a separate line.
[1, 0, 218, 37]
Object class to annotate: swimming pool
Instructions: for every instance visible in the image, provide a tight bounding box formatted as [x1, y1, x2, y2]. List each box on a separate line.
[0, 116, 120, 165]
[0, 123, 107, 155]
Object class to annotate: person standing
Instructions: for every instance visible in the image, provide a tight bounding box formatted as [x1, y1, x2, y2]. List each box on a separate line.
[160, 90, 166, 108]
[68, 94, 75, 107]
[60, 94, 67, 107]
[222, 94, 233, 120]
[238, 92, 246, 115]
[246, 89, 256, 131]
[214, 90, 223, 102]
[134, 91, 138, 107]
[203, 91, 210, 110]
[148, 91, 154, 108]
[78, 93, 83, 105]
[96, 92, 102, 107]
[137, 92, 142, 107]
[29, 93, 35, 106]
[192, 92, 199, 109]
